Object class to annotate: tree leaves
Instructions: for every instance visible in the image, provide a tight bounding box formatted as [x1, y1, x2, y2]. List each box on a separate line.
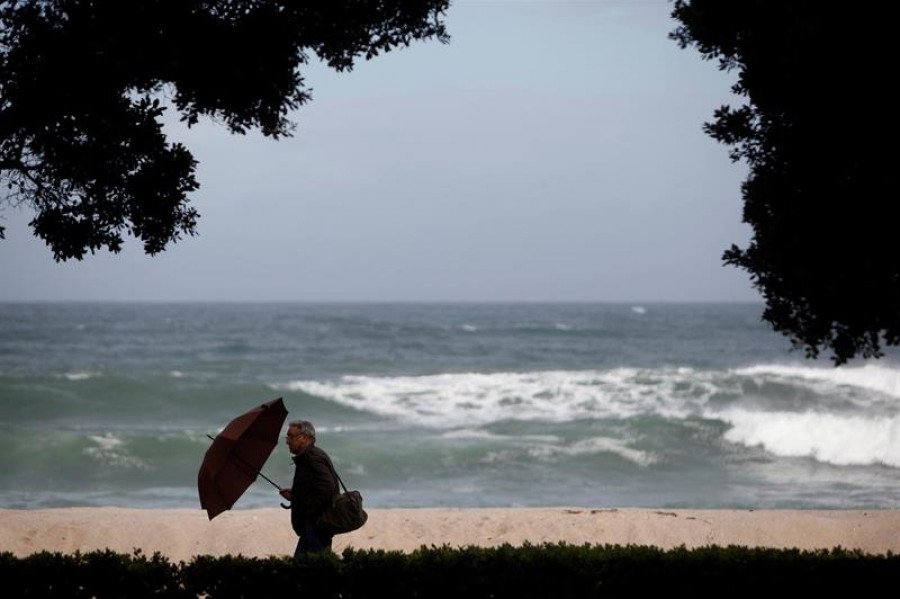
[0, 0, 449, 260]
[672, 1, 900, 364]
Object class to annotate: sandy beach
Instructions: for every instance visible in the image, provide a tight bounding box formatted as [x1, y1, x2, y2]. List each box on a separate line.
[2, 507, 898, 562]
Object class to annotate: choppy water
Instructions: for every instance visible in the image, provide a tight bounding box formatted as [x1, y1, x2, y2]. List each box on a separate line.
[1, 302, 898, 510]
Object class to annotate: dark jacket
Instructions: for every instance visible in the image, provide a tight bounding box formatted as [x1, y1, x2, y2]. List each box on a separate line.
[290, 444, 338, 535]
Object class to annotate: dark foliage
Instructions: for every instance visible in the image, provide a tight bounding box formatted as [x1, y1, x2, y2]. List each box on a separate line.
[0, 0, 449, 260]
[670, 1, 900, 364]
[1, 549, 181, 599]
[2, 544, 898, 598]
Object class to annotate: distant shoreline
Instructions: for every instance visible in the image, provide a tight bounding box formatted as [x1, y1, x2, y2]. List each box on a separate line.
[2, 507, 898, 561]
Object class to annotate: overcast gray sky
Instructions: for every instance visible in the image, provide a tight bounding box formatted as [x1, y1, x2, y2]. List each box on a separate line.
[0, 0, 759, 303]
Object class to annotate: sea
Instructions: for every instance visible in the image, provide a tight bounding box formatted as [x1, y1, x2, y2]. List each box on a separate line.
[1, 302, 898, 511]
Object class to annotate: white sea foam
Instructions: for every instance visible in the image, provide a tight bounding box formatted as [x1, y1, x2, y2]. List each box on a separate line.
[88, 434, 123, 451]
[460, 324, 478, 332]
[631, 306, 647, 315]
[62, 371, 96, 381]
[281, 364, 900, 418]
[480, 451, 511, 464]
[273, 365, 900, 468]
[272, 369, 721, 427]
[345, 464, 367, 476]
[733, 363, 900, 401]
[441, 429, 561, 443]
[528, 437, 658, 467]
[441, 429, 506, 440]
[83, 434, 150, 470]
[719, 409, 900, 467]
[439, 429, 657, 466]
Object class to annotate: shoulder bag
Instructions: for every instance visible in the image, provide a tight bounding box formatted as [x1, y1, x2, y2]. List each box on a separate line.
[318, 460, 368, 535]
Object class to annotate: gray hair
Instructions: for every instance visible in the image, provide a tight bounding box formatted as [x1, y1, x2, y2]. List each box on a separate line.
[289, 420, 316, 440]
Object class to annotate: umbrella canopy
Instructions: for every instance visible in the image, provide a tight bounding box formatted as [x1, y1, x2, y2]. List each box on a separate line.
[199, 397, 288, 520]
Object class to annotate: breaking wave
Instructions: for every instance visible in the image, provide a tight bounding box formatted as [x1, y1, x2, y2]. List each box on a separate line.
[273, 363, 900, 469]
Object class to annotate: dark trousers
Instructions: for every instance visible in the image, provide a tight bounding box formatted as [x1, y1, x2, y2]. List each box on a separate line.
[294, 519, 333, 557]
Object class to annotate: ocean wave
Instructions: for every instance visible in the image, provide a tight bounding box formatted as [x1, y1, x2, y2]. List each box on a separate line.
[719, 409, 900, 468]
[61, 371, 98, 381]
[438, 429, 656, 467]
[274, 364, 900, 428]
[510, 322, 588, 333]
[273, 365, 900, 471]
[441, 429, 561, 443]
[733, 363, 900, 401]
[271, 369, 725, 427]
[527, 436, 658, 467]
[83, 433, 151, 470]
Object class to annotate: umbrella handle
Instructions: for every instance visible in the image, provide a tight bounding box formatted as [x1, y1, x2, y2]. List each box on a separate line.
[281, 502, 291, 509]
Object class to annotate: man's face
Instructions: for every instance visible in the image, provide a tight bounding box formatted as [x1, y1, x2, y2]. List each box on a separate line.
[285, 427, 312, 454]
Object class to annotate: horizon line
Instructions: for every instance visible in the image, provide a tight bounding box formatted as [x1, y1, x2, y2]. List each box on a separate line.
[0, 298, 765, 305]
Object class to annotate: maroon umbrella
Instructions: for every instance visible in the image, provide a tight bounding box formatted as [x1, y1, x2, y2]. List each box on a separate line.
[198, 397, 288, 520]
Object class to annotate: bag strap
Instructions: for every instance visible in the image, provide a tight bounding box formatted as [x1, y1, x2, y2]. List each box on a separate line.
[325, 455, 350, 494]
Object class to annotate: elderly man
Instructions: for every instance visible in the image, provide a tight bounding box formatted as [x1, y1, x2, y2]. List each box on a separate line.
[279, 420, 338, 555]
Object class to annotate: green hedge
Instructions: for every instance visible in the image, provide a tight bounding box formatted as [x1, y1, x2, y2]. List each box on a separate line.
[2, 544, 897, 598]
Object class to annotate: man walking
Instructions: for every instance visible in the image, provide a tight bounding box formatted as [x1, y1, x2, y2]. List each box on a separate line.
[280, 420, 338, 555]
